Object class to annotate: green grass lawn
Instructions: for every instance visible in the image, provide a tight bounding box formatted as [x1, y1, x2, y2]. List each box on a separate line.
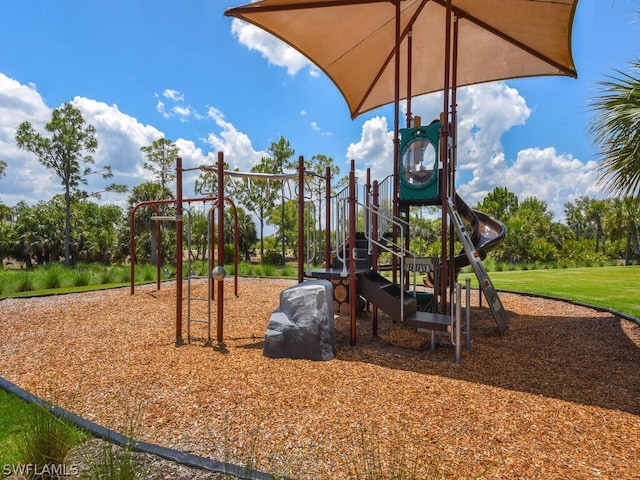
[0, 388, 31, 466]
[464, 265, 640, 318]
[0, 389, 88, 475]
[0, 389, 47, 466]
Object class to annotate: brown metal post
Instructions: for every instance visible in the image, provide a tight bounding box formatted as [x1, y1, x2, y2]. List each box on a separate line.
[156, 217, 162, 291]
[392, 0, 401, 286]
[298, 155, 305, 284]
[406, 29, 413, 127]
[449, 16, 460, 299]
[349, 159, 357, 346]
[175, 157, 184, 346]
[439, 0, 453, 314]
[372, 180, 380, 336]
[365, 168, 371, 237]
[325, 166, 332, 269]
[216, 152, 225, 343]
[130, 208, 136, 295]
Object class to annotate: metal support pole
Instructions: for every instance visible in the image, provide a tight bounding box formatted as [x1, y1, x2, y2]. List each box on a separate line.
[372, 180, 379, 336]
[455, 282, 462, 365]
[465, 277, 471, 350]
[175, 157, 184, 346]
[298, 155, 305, 284]
[348, 159, 357, 346]
[225, 198, 240, 298]
[156, 215, 162, 291]
[129, 210, 136, 295]
[325, 166, 331, 269]
[216, 152, 225, 343]
[365, 168, 371, 238]
[391, 0, 401, 286]
[439, 0, 453, 315]
[406, 29, 413, 126]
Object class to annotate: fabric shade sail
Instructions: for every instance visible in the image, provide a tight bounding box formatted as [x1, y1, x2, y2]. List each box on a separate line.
[225, 0, 579, 119]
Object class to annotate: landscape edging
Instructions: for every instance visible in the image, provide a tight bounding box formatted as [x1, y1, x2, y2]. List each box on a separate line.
[0, 376, 289, 480]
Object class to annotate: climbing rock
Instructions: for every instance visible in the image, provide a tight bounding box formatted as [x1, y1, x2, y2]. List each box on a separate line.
[264, 280, 335, 361]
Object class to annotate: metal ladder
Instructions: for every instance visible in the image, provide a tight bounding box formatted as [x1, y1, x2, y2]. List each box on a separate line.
[446, 197, 509, 334]
[185, 207, 213, 345]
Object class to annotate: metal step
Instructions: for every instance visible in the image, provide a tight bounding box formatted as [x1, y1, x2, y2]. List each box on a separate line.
[359, 271, 417, 322]
[404, 311, 452, 332]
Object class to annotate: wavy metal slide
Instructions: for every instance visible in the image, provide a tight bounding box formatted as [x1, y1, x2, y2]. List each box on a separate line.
[453, 193, 506, 271]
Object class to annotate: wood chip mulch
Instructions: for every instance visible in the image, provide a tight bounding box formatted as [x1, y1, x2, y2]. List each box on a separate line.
[1, 277, 639, 479]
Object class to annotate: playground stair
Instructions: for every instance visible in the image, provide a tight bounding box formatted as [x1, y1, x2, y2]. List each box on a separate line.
[404, 311, 452, 332]
[447, 197, 509, 334]
[359, 271, 417, 322]
[359, 271, 455, 332]
[331, 232, 371, 272]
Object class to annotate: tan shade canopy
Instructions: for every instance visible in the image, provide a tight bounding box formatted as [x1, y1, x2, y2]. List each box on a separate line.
[225, 0, 579, 119]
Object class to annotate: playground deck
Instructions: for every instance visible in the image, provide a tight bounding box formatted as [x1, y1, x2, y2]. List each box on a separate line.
[1, 277, 639, 479]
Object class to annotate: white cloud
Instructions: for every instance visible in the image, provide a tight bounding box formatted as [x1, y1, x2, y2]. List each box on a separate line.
[230, 19, 313, 76]
[346, 82, 599, 220]
[154, 89, 201, 122]
[156, 100, 169, 118]
[162, 89, 184, 102]
[0, 73, 56, 204]
[172, 105, 193, 122]
[70, 97, 167, 204]
[347, 116, 395, 182]
[310, 121, 331, 137]
[0, 74, 269, 208]
[203, 107, 265, 172]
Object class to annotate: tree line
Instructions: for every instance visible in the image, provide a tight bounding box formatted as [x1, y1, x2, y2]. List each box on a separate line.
[3, 49, 640, 272]
[0, 103, 342, 269]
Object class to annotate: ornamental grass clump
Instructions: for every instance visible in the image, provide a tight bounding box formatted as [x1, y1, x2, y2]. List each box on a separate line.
[14, 402, 86, 480]
[345, 423, 444, 480]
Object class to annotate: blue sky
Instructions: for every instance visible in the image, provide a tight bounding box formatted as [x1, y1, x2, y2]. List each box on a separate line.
[0, 0, 638, 221]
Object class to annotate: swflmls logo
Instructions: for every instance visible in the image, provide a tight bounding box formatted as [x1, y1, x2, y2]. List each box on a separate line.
[2, 463, 79, 477]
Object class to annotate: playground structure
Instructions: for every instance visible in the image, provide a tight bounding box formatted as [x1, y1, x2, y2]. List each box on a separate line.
[219, 0, 584, 363]
[129, 153, 312, 346]
[306, 116, 509, 363]
[128, 123, 508, 363]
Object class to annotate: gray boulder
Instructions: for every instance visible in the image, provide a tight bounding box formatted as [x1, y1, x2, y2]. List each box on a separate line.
[264, 280, 335, 361]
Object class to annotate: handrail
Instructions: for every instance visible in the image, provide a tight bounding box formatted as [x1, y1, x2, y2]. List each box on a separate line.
[332, 184, 350, 277]
[375, 175, 394, 236]
[359, 200, 416, 321]
[304, 201, 317, 276]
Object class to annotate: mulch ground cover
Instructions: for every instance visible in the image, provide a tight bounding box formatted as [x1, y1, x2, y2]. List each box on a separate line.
[1, 277, 638, 479]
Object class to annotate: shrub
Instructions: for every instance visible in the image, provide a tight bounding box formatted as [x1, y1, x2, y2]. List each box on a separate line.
[0, 271, 9, 295]
[14, 402, 86, 479]
[262, 264, 276, 277]
[237, 261, 253, 277]
[135, 264, 155, 283]
[13, 270, 36, 293]
[73, 267, 92, 287]
[107, 267, 131, 283]
[261, 249, 283, 266]
[36, 264, 68, 290]
[281, 264, 296, 277]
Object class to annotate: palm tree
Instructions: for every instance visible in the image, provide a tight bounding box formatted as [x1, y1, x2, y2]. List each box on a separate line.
[585, 199, 609, 254]
[588, 60, 640, 198]
[606, 196, 640, 264]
